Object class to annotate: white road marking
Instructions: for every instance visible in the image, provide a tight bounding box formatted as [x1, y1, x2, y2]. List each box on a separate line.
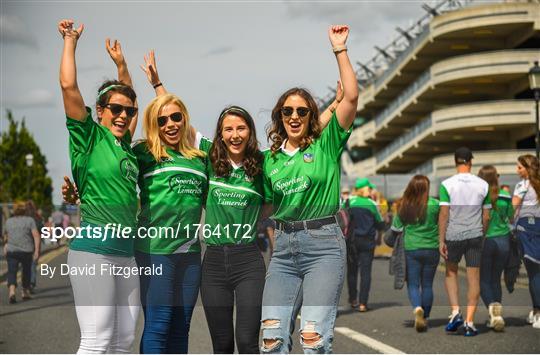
[335, 326, 405, 354]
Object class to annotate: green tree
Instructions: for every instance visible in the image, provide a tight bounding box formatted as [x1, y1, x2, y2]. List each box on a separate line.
[0, 110, 53, 214]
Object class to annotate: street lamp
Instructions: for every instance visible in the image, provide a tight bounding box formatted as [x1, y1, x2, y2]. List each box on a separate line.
[529, 61, 540, 159]
[25, 153, 33, 198]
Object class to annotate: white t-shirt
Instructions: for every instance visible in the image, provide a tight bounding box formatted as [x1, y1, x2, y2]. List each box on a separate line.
[514, 179, 540, 219]
[439, 173, 491, 241]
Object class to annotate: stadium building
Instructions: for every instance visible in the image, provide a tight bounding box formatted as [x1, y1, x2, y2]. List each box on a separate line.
[324, 0, 540, 197]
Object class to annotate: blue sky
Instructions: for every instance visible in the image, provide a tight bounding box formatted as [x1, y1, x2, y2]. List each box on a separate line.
[1, 0, 435, 204]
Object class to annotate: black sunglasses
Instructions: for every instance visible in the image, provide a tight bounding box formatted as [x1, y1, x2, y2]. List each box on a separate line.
[281, 106, 310, 118]
[105, 103, 138, 118]
[157, 112, 183, 127]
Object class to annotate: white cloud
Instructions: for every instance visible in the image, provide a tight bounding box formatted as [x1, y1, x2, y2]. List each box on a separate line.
[2, 89, 56, 108]
[0, 14, 39, 49]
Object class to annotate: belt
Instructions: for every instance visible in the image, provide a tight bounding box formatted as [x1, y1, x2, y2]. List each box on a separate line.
[275, 216, 337, 233]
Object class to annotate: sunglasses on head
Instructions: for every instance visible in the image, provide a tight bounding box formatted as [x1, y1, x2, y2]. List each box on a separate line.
[157, 112, 183, 127]
[105, 103, 138, 118]
[281, 106, 310, 118]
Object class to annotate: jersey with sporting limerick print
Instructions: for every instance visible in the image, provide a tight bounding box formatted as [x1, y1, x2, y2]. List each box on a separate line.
[263, 112, 351, 222]
[391, 197, 440, 251]
[67, 107, 139, 257]
[486, 189, 513, 238]
[197, 134, 264, 246]
[133, 141, 207, 254]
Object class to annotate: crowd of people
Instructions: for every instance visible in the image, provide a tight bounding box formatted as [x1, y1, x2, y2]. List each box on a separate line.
[341, 150, 540, 336]
[56, 18, 358, 354]
[4, 16, 538, 354]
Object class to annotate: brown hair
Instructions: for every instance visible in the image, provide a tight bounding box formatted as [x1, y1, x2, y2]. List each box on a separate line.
[12, 201, 26, 216]
[210, 106, 263, 178]
[266, 87, 321, 155]
[518, 154, 540, 201]
[398, 175, 430, 225]
[95, 79, 137, 121]
[478, 165, 499, 210]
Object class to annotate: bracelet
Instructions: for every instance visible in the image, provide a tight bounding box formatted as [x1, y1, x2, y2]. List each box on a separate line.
[332, 45, 347, 54]
[153, 82, 163, 89]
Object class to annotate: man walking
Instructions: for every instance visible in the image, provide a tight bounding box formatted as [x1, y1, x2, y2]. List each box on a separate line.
[438, 147, 491, 336]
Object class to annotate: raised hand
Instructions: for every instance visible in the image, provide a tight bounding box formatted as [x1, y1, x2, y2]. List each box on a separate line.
[62, 175, 80, 205]
[336, 80, 344, 103]
[140, 50, 161, 87]
[106, 38, 126, 67]
[328, 25, 349, 48]
[58, 19, 84, 40]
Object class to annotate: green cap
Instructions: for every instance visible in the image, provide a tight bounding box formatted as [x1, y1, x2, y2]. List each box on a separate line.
[355, 177, 375, 189]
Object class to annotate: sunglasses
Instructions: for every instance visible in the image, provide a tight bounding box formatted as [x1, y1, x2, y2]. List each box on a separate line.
[157, 112, 183, 127]
[105, 103, 138, 118]
[281, 106, 310, 118]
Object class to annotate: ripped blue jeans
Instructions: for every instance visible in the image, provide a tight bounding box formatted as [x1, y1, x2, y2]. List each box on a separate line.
[260, 223, 346, 354]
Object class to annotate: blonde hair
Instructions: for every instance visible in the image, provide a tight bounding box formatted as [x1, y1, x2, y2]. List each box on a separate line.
[143, 94, 205, 162]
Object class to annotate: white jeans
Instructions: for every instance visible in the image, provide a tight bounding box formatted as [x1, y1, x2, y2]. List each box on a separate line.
[68, 249, 140, 354]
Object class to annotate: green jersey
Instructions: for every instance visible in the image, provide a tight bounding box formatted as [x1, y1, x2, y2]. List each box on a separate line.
[67, 108, 138, 256]
[133, 141, 207, 254]
[486, 189, 513, 238]
[391, 197, 440, 251]
[198, 135, 264, 246]
[263, 112, 351, 222]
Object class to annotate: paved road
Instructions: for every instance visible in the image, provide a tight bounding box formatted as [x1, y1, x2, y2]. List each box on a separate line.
[1, 247, 538, 354]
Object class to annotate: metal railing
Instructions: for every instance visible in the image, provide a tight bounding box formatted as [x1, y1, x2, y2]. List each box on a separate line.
[375, 115, 433, 163]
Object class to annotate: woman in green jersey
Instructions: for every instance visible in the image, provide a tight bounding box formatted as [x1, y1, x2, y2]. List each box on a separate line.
[260, 25, 358, 354]
[391, 175, 440, 332]
[58, 19, 140, 353]
[478, 165, 513, 332]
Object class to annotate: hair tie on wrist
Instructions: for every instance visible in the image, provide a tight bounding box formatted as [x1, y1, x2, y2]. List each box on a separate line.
[153, 82, 163, 89]
[332, 45, 347, 54]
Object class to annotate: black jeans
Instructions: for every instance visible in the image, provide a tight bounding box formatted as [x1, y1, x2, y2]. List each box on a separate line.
[6, 251, 33, 289]
[200, 243, 266, 354]
[347, 236, 375, 305]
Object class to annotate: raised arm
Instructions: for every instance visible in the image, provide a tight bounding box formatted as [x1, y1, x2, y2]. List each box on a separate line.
[329, 25, 359, 130]
[58, 19, 87, 121]
[141, 50, 168, 96]
[105, 38, 138, 136]
[319, 80, 343, 129]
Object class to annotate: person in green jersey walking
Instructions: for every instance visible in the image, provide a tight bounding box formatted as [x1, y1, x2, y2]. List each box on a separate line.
[391, 175, 440, 332]
[260, 25, 359, 354]
[477, 165, 513, 332]
[58, 20, 140, 353]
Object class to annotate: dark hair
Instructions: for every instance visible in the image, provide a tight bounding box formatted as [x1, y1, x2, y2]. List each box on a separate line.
[518, 154, 540, 201]
[95, 80, 137, 120]
[210, 106, 263, 178]
[398, 175, 430, 225]
[266, 87, 321, 155]
[478, 165, 499, 211]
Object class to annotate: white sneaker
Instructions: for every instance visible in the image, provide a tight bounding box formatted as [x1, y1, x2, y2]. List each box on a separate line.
[533, 313, 540, 329]
[414, 307, 426, 332]
[488, 302, 505, 332]
[527, 310, 535, 324]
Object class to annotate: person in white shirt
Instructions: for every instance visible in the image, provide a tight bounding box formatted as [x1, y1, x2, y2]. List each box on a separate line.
[438, 147, 491, 337]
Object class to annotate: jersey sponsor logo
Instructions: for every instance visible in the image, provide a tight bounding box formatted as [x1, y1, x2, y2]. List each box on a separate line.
[168, 174, 204, 195]
[212, 188, 249, 209]
[120, 158, 138, 184]
[284, 160, 295, 167]
[160, 157, 174, 163]
[303, 153, 314, 163]
[274, 175, 311, 196]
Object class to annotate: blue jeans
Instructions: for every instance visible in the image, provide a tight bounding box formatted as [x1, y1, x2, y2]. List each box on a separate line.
[480, 235, 510, 307]
[261, 223, 346, 354]
[405, 249, 439, 318]
[135, 251, 201, 354]
[517, 217, 540, 309]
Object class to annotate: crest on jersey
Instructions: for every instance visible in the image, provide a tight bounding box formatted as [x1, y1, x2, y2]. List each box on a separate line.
[303, 153, 314, 163]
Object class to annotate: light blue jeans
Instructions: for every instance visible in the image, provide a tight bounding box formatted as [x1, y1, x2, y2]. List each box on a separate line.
[260, 223, 346, 354]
